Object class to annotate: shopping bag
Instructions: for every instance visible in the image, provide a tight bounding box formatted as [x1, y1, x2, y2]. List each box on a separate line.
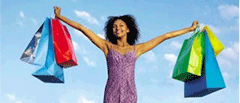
[20, 18, 51, 66]
[184, 33, 226, 97]
[172, 30, 205, 82]
[51, 18, 78, 68]
[201, 26, 224, 56]
[32, 18, 64, 83]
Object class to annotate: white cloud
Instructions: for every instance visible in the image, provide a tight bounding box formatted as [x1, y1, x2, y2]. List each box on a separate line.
[142, 50, 157, 63]
[17, 11, 24, 26]
[163, 53, 177, 65]
[78, 97, 96, 103]
[72, 40, 80, 51]
[30, 17, 37, 25]
[221, 42, 239, 60]
[222, 72, 230, 79]
[6, 94, 16, 101]
[199, 23, 221, 35]
[217, 57, 232, 69]
[17, 11, 38, 26]
[218, 4, 239, 20]
[222, 48, 238, 59]
[168, 70, 173, 78]
[19, 11, 24, 18]
[232, 42, 239, 52]
[74, 10, 100, 25]
[83, 56, 96, 67]
[72, 40, 88, 55]
[166, 70, 177, 85]
[5, 94, 22, 103]
[169, 41, 182, 49]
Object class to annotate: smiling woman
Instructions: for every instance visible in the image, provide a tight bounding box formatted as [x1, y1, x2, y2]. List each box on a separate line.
[104, 15, 139, 46]
[54, 6, 198, 103]
[113, 20, 130, 39]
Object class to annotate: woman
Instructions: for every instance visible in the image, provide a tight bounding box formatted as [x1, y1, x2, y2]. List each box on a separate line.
[54, 6, 199, 103]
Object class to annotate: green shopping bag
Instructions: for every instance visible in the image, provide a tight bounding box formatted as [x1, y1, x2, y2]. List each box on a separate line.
[172, 30, 205, 82]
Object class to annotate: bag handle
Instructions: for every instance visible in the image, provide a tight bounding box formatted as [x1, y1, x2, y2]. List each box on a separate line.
[51, 13, 55, 19]
[191, 24, 200, 37]
[194, 24, 200, 34]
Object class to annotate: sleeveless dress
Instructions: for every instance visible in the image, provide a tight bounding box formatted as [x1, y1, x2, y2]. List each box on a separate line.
[104, 44, 138, 103]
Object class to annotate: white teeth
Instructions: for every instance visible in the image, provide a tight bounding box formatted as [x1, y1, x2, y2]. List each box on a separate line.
[114, 31, 122, 35]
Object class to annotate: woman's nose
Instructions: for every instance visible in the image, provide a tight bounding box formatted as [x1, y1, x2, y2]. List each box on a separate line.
[117, 26, 120, 30]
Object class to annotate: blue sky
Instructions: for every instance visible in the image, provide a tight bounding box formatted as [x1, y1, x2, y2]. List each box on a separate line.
[1, 0, 239, 103]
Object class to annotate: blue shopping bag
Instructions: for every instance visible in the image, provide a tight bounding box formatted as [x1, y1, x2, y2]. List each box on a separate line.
[32, 18, 64, 83]
[20, 18, 50, 66]
[184, 31, 226, 97]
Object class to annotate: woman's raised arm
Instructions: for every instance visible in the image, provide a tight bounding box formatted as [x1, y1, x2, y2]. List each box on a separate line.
[135, 21, 199, 57]
[54, 6, 108, 52]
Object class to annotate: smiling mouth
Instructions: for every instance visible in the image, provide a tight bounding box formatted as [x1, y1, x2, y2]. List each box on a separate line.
[114, 31, 122, 35]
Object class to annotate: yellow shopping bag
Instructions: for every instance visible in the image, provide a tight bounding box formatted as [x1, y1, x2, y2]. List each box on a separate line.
[201, 26, 224, 56]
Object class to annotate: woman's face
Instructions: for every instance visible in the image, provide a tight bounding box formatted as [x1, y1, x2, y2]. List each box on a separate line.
[112, 19, 130, 38]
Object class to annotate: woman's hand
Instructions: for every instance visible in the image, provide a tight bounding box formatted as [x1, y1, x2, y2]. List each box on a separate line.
[190, 21, 199, 31]
[54, 6, 61, 18]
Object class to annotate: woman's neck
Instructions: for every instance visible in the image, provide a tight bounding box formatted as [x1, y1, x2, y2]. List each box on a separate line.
[116, 36, 130, 47]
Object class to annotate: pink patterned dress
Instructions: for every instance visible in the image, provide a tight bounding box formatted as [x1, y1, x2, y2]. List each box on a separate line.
[104, 44, 138, 103]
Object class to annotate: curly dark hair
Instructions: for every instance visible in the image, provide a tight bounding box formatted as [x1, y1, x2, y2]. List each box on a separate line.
[104, 15, 140, 45]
